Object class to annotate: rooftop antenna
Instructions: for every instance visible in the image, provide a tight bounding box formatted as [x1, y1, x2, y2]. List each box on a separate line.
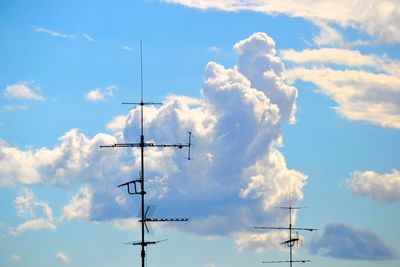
[101, 40, 192, 267]
[254, 177, 317, 267]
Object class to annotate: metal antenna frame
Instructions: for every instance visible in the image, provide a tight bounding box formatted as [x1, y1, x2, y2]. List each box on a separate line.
[100, 40, 191, 267]
[254, 177, 317, 267]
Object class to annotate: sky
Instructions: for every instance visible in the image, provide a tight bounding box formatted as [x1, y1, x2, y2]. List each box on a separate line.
[0, 1, 399, 267]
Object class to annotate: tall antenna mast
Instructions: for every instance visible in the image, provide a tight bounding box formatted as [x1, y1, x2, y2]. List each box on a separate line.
[101, 40, 192, 267]
[254, 177, 317, 267]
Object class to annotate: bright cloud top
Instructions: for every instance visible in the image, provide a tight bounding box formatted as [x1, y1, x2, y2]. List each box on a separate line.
[283, 48, 400, 129]
[0, 33, 305, 251]
[346, 169, 400, 202]
[162, 0, 400, 44]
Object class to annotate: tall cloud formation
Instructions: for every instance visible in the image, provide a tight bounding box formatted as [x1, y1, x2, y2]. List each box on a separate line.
[114, 32, 304, 248]
[0, 33, 305, 251]
[309, 223, 396, 260]
[346, 169, 400, 202]
[161, 0, 400, 44]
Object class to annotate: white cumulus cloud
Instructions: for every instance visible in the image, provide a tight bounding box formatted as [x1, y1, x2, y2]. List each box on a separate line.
[0, 33, 305, 251]
[346, 169, 400, 202]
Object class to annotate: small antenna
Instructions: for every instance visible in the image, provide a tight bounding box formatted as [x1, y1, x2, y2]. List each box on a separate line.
[254, 176, 317, 267]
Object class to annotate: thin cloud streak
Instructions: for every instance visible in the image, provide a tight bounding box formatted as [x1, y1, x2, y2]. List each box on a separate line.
[32, 26, 75, 39]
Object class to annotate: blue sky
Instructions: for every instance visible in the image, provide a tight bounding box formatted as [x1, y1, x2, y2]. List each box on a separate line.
[0, 1, 399, 266]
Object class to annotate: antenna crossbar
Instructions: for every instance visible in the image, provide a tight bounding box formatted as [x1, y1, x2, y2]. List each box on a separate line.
[254, 226, 317, 231]
[262, 260, 310, 264]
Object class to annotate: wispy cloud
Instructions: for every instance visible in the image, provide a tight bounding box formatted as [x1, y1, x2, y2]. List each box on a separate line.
[309, 223, 396, 260]
[32, 26, 75, 39]
[11, 254, 22, 262]
[208, 46, 221, 53]
[122, 45, 134, 52]
[10, 188, 56, 236]
[82, 33, 95, 42]
[56, 251, 70, 263]
[2, 104, 29, 111]
[3, 83, 44, 101]
[346, 169, 400, 202]
[84, 85, 117, 101]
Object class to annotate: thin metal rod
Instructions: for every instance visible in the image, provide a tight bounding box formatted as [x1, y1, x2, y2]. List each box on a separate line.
[140, 40, 144, 104]
[140, 39, 146, 267]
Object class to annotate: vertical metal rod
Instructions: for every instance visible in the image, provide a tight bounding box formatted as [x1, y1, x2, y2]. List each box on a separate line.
[140, 39, 146, 267]
[289, 177, 292, 267]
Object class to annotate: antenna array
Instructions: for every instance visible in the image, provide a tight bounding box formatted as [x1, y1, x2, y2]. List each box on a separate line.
[100, 40, 192, 267]
[254, 177, 317, 267]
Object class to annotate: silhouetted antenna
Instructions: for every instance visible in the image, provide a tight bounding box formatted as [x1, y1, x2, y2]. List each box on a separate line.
[254, 177, 317, 267]
[100, 40, 191, 267]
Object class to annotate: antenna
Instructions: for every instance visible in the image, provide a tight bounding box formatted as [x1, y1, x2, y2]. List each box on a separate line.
[254, 176, 317, 267]
[101, 40, 192, 267]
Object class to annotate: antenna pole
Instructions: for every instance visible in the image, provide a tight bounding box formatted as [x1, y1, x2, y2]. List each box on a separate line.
[100, 40, 192, 267]
[254, 176, 317, 266]
[289, 177, 292, 267]
[140, 39, 146, 267]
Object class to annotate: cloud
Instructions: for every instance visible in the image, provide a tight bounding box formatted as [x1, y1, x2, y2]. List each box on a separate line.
[56, 251, 70, 263]
[84, 85, 117, 101]
[61, 185, 93, 221]
[281, 48, 400, 76]
[346, 169, 400, 202]
[106, 115, 126, 133]
[312, 21, 344, 46]
[0, 33, 304, 251]
[82, 33, 95, 42]
[11, 188, 56, 235]
[110, 217, 139, 230]
[309, 223, 396, 260]
[282, 48, 400, 129]
[3, 83, 44, 101]
[0, 129, 126, 187]
[208, 46, 221, 53]
[11, 254, 22, 262]
[122, 46, 134, 52]
[2, 104, 29, 111]
[161, 0, 400, 44]
[32, 26, 75, 39]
